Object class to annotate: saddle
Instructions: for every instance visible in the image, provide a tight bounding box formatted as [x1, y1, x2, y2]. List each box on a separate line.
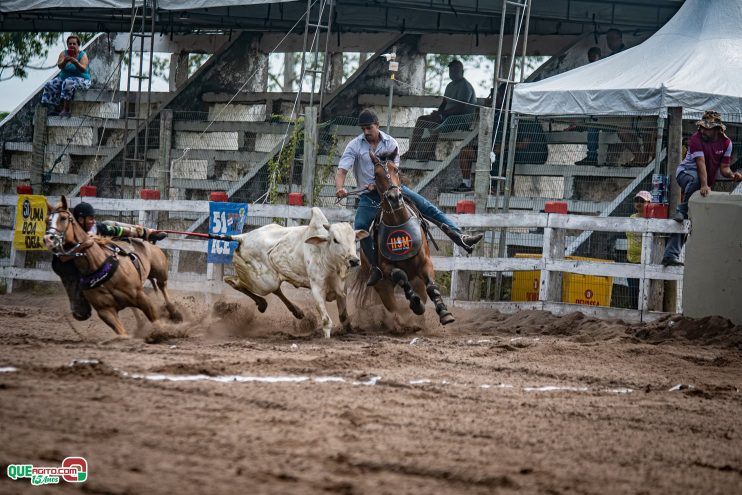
[79, 238, 144, 289]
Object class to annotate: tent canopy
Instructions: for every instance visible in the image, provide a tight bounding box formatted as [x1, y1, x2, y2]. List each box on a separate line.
[512, 0, 742, 117]
[0, 0, 683, 36]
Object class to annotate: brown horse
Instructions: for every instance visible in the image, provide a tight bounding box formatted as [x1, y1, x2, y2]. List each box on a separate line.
[43, 195, 181, 336]
[355, 149, 455, 325]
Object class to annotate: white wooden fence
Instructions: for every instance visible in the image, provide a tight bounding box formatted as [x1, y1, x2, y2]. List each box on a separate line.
[0, 195, 688, 323]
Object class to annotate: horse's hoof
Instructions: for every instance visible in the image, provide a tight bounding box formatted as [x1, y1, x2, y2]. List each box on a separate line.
[256, 300, 268, 313]
[410, 296, 425, 315]
[439, 312, 455, 325]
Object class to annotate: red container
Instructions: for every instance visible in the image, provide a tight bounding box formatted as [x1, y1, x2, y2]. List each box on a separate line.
[209, 191, 229, 202]
[288, 192, 304, 206]
[455, 200, 476, 214]
[16, 184, 33, 194]
[140, 189, 161, 200]
[645, 203, 669, 219]
[544, 201, 568, 214]
[80, 185, 97, 197]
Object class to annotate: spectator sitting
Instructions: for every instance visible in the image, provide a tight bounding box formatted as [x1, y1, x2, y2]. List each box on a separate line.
[401, 59, 477, 161]
[451, 84, 547, 192]
[575, 46, 603, 166]
[41, 34, 91, 118]
[662, 111, 742, 266]
[626, 190, 651, 309]
[606, 28, 627, 56]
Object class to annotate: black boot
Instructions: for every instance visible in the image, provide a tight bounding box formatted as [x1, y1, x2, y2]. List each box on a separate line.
[439, 224, 484, 254]
[364, 242, 383, 286]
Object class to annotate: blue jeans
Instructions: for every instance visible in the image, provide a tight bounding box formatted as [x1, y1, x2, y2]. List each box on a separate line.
[586, 128, 599, 160]
[664, 170, 699, 261]
[355, 185, 461, 262]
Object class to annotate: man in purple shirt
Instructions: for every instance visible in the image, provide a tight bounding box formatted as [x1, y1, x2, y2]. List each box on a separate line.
[662, 111, 742, 266]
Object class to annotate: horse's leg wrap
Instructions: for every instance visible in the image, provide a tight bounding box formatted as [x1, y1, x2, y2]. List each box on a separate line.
[392, 269, 424, 315]
[427, 283, 454, 324]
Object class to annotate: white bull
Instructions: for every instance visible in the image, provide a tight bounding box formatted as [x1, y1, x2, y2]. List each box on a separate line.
[224, 207, 368, 338]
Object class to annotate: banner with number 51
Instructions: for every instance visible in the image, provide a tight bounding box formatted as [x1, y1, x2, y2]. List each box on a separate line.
[207, 201, 248, 264]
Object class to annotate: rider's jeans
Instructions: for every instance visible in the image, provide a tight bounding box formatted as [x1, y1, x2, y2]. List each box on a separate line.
[354, 186, 461, 262]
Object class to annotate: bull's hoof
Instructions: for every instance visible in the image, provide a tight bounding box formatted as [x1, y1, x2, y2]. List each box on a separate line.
[439, 312, 455, 325]
[410, 295, 425, 315]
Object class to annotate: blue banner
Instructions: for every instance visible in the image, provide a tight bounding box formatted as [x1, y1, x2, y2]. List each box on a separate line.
[208, 202, 248, 264]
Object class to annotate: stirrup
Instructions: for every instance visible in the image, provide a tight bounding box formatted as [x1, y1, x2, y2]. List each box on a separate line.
[366, 266, 383, 287]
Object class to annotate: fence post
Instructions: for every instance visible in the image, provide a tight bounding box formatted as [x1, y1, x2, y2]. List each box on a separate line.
[31, 105, 47, 194]
[302, 106, 318, 206]
[539, 220, 565, 304]
[664, 106, 683, 312]
[158, 109, 173, 200]
[474, 107, 493, 213]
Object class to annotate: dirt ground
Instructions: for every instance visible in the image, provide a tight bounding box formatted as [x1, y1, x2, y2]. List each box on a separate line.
[0, 287, 741, 495]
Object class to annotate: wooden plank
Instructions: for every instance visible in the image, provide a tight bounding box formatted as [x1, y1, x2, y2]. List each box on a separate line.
[5, 142, 117, 156]
[547, 214, 688, 234]
[159, 110, 173, 198]
[172, 121, 289, 133]
[539, 227, 565, 303]
[75, 90, 174, 103]
[0, 169, 83, 185]
[514, 163, 646, 178]
[302, 107, 318, 206]
[146, 149, 266, 162]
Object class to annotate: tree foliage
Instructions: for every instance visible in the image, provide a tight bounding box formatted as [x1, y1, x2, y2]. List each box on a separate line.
[0, 32, 95, 81]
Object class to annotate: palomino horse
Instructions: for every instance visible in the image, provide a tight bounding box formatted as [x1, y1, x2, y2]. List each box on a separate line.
[355, 149, 455, 325]
[43, 196, 181, 336]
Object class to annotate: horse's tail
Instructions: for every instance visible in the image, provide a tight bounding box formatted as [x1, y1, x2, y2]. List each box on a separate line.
[349, 250, 374, 308]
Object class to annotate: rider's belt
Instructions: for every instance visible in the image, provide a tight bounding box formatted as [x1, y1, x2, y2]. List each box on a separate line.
[378, 216, 423, 261]
[80, 255, 119, 290]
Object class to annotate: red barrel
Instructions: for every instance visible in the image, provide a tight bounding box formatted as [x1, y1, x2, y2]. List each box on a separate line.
[544, 201, 568, 214]
[288, 192, 304, 206]
[16, 184, 33, 194]
[455, 200, 476, 214]
[80, 185, 97, 197]
[209, 191, 229, 202]
[140, 189, 161, 200]
[645, 203, 669, 219]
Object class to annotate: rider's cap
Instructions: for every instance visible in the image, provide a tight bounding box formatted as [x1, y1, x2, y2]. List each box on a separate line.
[73, 202, 95, 219]
[358, 108, 379, 126]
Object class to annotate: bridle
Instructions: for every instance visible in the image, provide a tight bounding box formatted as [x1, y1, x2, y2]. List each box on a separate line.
[376, 157, 405, 213]
[46, 208, 92, 257]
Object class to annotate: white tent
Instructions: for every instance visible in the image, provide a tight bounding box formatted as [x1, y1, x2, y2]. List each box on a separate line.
[512, 0, 742, 117]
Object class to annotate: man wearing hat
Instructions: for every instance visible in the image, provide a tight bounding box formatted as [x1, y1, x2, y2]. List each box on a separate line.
[51, 202, 167, 321]
[662, 110, 742, 266]
[336, 109, 483, 286]
[402, 59, 477, 161]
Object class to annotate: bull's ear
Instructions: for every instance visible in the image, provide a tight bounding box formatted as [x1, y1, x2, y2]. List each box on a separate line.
[305, 235, 329, 245]
[323, 223, 330, 231]
[355, 229, 369, 240]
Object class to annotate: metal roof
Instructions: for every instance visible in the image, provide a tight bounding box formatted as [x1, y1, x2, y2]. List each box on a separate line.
[0, 0, 684, 35]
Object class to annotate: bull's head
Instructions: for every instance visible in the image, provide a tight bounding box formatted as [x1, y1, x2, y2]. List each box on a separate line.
[305, 207, 368, 268]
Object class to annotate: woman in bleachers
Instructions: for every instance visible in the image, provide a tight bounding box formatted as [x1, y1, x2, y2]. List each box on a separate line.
[41, 34, 91, 117]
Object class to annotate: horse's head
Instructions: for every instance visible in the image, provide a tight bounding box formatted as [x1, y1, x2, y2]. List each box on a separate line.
[43, 195, 89, 256]
[370, 147, 404, 211]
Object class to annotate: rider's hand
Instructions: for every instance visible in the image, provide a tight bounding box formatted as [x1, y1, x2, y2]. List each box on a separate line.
[366, 184, 376, 192]
[700, 185, 711, 196]
[335, 188, 348, 198]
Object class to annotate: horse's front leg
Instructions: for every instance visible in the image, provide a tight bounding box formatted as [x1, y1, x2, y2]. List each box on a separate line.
[423, 271, 455, 325]
[390, 268, 425, 315]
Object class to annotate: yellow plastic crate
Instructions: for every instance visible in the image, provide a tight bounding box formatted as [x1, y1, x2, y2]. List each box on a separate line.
[511, 254, 613, 307]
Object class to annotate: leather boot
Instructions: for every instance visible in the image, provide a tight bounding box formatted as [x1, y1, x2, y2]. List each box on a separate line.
[146, 229, 167, 243]
[439, 224, 484, 254]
